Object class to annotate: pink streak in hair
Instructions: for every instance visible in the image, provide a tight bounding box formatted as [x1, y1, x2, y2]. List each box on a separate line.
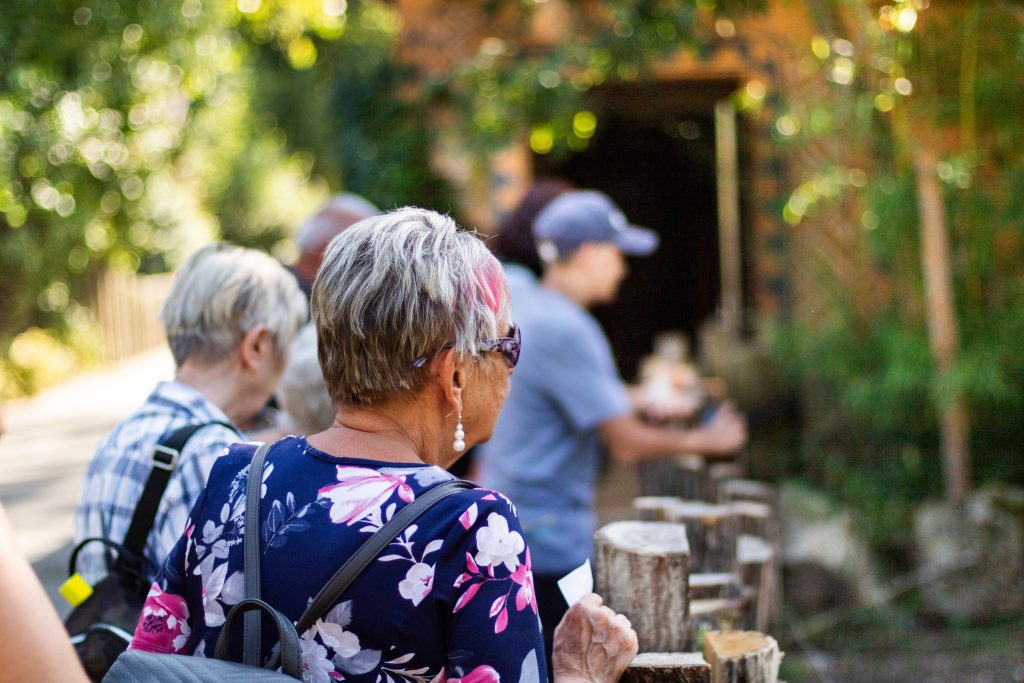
[479, 262, 507, 316]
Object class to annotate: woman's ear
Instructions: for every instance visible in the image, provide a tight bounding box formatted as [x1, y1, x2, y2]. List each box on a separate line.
[239, 325, 273, 371]
[431, 348, 464, 414]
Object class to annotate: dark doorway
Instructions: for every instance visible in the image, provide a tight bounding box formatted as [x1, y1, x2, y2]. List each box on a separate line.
[535, 79, 740, 381]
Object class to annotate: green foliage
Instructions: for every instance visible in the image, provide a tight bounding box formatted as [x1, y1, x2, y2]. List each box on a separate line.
[446, 0, 767, 157]
[0, 0, 332, 361]
[772, 1, 1024, 504]
[322, 2, 456, 211]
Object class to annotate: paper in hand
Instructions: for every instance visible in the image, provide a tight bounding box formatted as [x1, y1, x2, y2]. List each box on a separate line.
[557, 559, 593, 607]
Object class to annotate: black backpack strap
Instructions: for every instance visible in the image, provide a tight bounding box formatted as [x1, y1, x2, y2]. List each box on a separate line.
[294, 478, 476, 636]
[117, 420, 238, 570]
[242, 442, 272, 667]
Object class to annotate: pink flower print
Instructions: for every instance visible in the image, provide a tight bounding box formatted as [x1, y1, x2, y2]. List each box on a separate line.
[510, 567, 536, 615]
[474, 513, 524, 572]
[508, 547, 536, 614]
[318, 466, 415, 525]
[459, 503, 478, 530]
[447, 665, 501, 683]
[130, 582, 191, 654]
[398, 562, 435, 606]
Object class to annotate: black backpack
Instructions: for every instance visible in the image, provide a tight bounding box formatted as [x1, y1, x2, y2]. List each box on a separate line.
[64, 421, 235, 682]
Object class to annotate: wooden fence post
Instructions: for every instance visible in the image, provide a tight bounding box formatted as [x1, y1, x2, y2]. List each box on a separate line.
[594, 521, 691, 653]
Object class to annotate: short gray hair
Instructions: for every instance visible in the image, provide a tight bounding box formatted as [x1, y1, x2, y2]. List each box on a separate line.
[312, 207, 509, 406]
[160, 243, 308, 366]
[278, 323, 336, 434]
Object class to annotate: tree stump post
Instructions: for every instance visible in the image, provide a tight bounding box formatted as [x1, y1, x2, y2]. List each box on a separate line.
[717, 479, 775, 507]
[703, 631, 783, 683]
[622, 653, 712, 683]
[729, 501, 776, 541]
[638, 455, 711, 500]
[689, 572, 743, 601]
[709, 462, 745, 502]
[635, 496, 684, 522]
[667, 502, 739, 574]
[594, 521, 691, 653]
[737, 535, 780, 637]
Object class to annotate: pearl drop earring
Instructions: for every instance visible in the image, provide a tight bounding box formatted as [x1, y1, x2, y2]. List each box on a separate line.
[453, 411, 466, 452]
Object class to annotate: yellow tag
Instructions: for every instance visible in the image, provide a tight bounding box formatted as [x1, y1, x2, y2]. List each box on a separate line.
[59, 573, 94, 607]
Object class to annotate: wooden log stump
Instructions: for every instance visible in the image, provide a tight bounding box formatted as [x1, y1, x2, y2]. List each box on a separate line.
[708, 462, 744, 501]
[736, 535, 780, 634]
[594, 521, 691, 653]
[667, 502, 739, 574]
[638, 455, 710, 500]
[688, 572, 743, 600]
[703, 631, 783, 683]
[635, 496, 684, 522]
[622, 653, 711, 683]
[728, 501, 775, 540]
[717, 479, 775, 507]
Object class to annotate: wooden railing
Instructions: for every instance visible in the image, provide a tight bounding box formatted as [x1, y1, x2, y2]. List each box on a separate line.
[92, 269, 173, 362]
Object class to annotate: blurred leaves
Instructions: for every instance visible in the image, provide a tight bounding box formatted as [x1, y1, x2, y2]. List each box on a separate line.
[772, 1, 1024, 497]
[0, 0, 332, 370]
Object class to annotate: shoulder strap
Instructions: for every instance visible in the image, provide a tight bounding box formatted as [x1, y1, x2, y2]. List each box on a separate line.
[242, 442, 272, 667]
[118, 420, 238, 568]
[294, 478, 476, 636]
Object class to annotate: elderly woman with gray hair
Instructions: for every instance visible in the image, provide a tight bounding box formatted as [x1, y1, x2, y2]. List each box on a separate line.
[127, 208, 636, 683]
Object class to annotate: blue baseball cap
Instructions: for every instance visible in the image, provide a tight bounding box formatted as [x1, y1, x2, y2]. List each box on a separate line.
[532, 190, 659, 263]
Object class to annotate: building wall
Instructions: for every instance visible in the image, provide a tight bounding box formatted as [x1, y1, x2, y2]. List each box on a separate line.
[392, 0, 824, 321]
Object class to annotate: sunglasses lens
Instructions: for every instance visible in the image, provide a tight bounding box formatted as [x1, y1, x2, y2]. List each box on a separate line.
[504, 325, 521, 368]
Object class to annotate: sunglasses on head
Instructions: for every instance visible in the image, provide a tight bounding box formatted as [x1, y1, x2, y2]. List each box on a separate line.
[413, 323, 521, 370]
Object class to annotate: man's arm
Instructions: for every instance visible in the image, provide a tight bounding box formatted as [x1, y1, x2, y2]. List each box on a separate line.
[598, 402, 747, 465]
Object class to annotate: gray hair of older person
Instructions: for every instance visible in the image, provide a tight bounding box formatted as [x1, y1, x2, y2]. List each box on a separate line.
[159, 242, 308, 366]
[296, 193, 380, 254]
[278, 323, 336, 434]
[312, 207, 510, 407]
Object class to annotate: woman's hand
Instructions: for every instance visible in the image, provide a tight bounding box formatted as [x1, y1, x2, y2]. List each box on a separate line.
[552, 593, 639, 683]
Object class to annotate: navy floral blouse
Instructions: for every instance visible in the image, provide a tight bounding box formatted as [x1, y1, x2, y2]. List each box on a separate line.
[128, 436, 546, 683]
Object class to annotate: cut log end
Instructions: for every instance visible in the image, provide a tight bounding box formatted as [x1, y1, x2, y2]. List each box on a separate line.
[596, 520, 691, 556]
[703, 630, 784, 683]
[636, 496, 685, 522]
[623, 653, 711, 683]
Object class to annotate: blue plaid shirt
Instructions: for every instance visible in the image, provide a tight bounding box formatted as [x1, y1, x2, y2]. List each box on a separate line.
[74, 381, 241, 584]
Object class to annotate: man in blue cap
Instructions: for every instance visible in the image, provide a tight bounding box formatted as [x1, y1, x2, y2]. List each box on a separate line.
[478, 189, 747, 659]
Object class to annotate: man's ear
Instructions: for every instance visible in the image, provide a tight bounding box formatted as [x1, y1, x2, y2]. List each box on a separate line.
[571, 242, 599, 269]
[239, 325, 273, 371]
[431, 348, 464, 414]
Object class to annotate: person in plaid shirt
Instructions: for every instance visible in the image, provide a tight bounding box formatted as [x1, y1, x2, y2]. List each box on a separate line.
[74, 243, 307, 583]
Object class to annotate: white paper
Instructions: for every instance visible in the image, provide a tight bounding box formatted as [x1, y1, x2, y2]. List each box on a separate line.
[557, 559, 593, 607]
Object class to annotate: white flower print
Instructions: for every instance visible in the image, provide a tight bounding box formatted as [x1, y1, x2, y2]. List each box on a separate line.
[171, 616, 191, 651]
[200, 563, 243, 627]
[474, 513, 525, 572]
[398, 563, 435, 606]
[310, 618, 361, 658]
[261, 462, 274, 498]
[299, 635, 336, 683]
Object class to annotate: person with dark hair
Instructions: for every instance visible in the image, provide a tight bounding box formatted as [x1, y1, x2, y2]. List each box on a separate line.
[493, 178, 573, 276]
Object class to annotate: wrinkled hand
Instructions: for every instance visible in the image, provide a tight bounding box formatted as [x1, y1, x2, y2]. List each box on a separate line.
[695, 402, 747, 455]
[552, 593, 639, 683]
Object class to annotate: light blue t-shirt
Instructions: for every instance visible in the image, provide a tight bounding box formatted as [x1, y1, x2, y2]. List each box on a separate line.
[479, 264, 631, 576]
